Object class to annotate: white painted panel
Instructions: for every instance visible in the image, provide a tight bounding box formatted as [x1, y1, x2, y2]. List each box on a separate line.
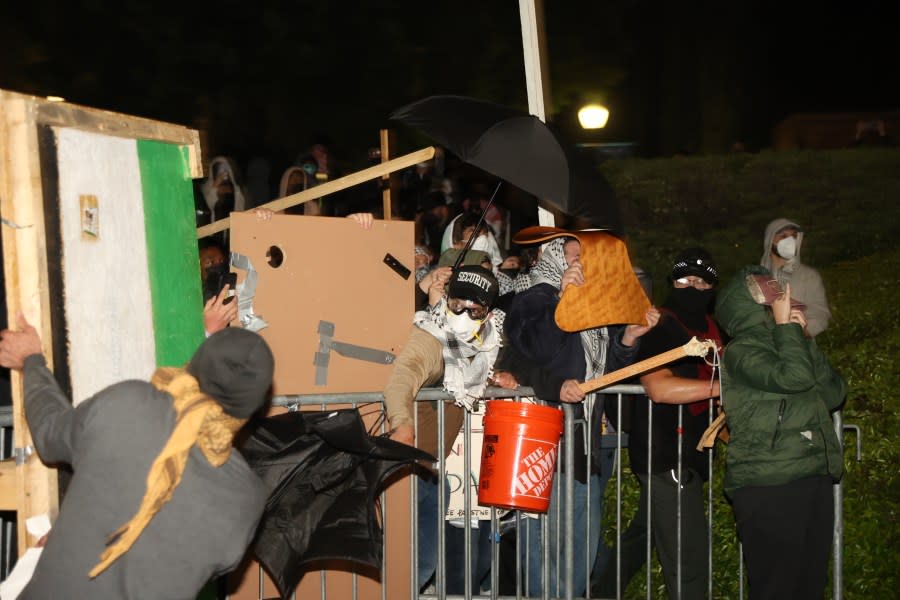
[55, 128, 156, 404]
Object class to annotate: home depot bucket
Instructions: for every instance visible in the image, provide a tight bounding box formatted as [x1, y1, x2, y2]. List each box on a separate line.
[477, 400, 564, 513]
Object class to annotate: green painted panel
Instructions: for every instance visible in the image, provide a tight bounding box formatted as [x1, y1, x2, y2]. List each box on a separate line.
[137, 140, 205, 366]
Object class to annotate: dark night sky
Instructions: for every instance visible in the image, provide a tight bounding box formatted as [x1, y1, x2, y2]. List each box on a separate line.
[1, 1, 895, 173]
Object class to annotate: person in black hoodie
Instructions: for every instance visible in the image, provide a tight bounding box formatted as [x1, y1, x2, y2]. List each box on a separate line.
[595, 247, 722, 599]
[501, 235, 659, 598]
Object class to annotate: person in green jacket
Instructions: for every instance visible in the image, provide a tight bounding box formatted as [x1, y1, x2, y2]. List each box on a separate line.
[715, 265, 846, 600]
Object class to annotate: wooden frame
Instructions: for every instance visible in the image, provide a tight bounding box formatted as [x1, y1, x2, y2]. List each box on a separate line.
[0, 89, 202, 554]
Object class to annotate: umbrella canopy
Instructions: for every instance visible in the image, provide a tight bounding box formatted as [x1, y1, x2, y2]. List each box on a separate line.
[390, 95, 622, 232]
[241, 409, 434, 599]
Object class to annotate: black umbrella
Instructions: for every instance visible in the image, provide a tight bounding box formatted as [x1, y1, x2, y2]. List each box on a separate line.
[241, 409, 434, 599]
[390, 95, 622, 232]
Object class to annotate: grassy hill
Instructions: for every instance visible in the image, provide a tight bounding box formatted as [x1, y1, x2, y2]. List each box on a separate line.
[598, 148, 900, 598]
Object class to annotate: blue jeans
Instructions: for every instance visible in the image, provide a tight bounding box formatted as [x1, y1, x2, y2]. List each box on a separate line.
[522, 473, 602, 598]
[416, 475, 443, 590]
[444, 521, 493, 594]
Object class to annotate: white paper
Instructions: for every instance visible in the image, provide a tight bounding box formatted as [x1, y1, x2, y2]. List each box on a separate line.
[0, 547, 42, 600]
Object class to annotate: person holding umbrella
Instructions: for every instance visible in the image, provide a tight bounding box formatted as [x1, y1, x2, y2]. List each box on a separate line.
[384, 264, 504, 592]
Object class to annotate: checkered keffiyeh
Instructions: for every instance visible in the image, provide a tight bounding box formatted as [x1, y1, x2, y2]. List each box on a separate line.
[526, 238, 609, 382]
[414, 297, 502, 410]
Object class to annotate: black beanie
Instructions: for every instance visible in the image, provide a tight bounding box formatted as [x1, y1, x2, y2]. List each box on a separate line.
[447, 265, 500, 308]
[187, 328, 275, 418]
[671, 248, 718, 285]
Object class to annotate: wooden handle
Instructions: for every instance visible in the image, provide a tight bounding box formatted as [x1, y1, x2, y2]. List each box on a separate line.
[196, 146, 436, 238]
[578, 336, 717, 394]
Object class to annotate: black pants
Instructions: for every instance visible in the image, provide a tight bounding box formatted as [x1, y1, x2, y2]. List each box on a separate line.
[595, 468, 708, 600]
[731, 475, 834, 600]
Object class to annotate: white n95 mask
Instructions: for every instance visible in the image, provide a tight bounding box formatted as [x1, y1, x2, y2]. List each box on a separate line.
[775, 236, 797, 260]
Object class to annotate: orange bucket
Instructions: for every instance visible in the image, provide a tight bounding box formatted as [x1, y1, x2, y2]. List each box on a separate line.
[477, 400, 564, 513]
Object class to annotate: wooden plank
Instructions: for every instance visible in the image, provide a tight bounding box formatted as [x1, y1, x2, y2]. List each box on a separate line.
[31, 94, 203, 178]
[196, 146, 436, 238]
[518, 0, 555, 227]
[379, 128, 398, 220]
[0, 91, 60, 553]
[0, 460, 15, 511]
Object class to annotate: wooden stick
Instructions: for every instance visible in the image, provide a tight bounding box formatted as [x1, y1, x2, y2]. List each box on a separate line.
[196, 146, 436, 238]
[578, 336, 717, 394]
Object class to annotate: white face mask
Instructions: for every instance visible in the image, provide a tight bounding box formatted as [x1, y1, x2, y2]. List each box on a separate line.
[775, 236, 797, 260]
[445, 308, 483, 340]
[471, 235, 490, 252]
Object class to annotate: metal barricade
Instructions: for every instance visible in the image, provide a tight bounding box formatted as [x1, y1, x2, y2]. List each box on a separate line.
[0, 390, 854, 599]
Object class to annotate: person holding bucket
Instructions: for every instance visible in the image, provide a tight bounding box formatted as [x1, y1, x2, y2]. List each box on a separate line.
[383, 264, 502, 592]
[503, 235, 660, 598]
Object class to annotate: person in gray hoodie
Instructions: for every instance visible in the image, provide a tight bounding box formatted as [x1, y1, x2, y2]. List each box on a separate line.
[760, 218, 831, 336]
[0, 318, 274, 599]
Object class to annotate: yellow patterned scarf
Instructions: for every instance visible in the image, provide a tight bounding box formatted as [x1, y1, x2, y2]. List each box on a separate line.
[89, 367, 246, 578]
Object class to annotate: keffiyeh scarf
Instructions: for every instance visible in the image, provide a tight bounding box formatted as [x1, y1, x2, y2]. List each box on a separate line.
[414, 297, 502, 410]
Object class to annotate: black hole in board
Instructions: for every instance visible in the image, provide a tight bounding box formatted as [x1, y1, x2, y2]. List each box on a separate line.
[266, 245, 284, 268]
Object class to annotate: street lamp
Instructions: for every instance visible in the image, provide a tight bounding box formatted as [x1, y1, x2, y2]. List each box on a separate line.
[578, 104, 609, 129]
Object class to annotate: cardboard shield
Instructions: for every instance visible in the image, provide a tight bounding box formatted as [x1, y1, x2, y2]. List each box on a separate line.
[229, 212, 414, 395]
[512, 226, 650, 331]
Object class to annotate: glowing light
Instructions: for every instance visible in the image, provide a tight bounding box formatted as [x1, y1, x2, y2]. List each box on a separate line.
[46, 96, 66, 102]
[578, 104, 609, 129]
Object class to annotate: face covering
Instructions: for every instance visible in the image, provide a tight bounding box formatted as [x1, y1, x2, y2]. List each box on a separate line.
[499, 268, 520, 279]
[471, 235, 490, 252]
[774, 236, 797, 260]
[665, 287, 715, 331]
[445, 307, 483, 341]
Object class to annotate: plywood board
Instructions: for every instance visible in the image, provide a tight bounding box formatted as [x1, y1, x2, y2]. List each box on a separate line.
[229, 212, 415, 395]
[0, 88, 203, 553]
[54, 128, 158, 401]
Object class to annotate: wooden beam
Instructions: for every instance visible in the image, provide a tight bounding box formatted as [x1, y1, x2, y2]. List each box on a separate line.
[518, 0, 555, 227]
[34, 95, 203, 178]
[0, 91, 60, 554]
[0, 460, 16, 511]
[197, 146, 436, 238]
[379, 129, 398, 220]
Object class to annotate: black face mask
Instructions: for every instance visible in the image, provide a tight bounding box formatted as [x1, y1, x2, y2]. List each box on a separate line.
[499, 268, 520, 279]
[664, 286, 715, 330]
[214, 193, 235, 220]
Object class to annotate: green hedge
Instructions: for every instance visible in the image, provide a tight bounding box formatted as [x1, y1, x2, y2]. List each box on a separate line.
[597, 148, 900, 598]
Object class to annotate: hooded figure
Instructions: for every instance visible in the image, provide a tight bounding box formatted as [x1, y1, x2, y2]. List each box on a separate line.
[760, 218, 831, 336]
[3, 325, 274, 600]
[277, 164, 321, 216]
[199, 156, 250, 225]
[714, 265, 845, 600]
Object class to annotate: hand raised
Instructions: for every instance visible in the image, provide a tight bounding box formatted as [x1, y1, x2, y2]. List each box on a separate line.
[0, 312, 43, 370]
[559, 260, 585, 296]
[203, 285, 238, 335]
[772, 283, 792, 324]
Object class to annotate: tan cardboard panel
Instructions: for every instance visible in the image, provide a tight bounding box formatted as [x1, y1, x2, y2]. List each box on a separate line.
[230, 212, 415, 395]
